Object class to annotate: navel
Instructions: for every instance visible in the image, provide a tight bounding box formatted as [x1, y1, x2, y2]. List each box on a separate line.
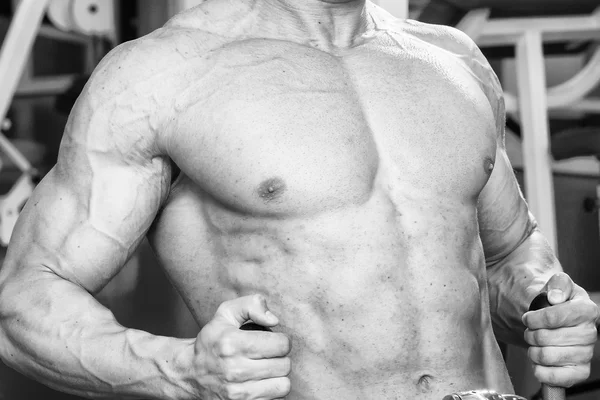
[416, 374, 435, 393]
[257, 177, 287, 203]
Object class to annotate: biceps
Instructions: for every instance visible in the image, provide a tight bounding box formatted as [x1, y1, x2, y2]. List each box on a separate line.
[478, 148, 536, 263]
[6, 158, 169, 293]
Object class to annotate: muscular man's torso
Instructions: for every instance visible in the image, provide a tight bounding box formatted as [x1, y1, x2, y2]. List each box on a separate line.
[137, 2, 512, 398]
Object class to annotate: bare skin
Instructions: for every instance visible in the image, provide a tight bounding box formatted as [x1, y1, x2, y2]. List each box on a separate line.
[0, 1, 597, 399]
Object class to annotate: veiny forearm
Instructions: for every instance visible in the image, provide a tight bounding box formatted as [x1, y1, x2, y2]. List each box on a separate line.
[0, 266, 196, 400]
[486, 229, 562, 346]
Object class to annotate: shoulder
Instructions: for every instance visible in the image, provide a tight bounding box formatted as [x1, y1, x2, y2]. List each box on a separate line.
[84, 23, 224, 106]
[372, 10, 498, 86]
[62, 26, 213, 159]
[82, 0, 250, 113]
[76, 15, 236, 139]
[406, 22, 504, 105]
[407, 22, 504, 108]
[370, 9, 505, 136]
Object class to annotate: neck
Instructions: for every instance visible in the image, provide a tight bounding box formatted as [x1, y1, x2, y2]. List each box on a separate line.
[257, 0, 372, 49]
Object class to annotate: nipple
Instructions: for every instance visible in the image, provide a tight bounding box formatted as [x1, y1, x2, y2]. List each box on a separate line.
[257, 177, 286, 203]
[484, 157, 495, 174]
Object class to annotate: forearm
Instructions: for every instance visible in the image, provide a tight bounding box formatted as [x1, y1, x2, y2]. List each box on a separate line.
[0, 266, 196, 400]
[486, 228, 562, 346]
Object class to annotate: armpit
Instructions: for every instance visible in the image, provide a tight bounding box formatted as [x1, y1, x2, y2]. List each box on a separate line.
[483, 211, 539, 267]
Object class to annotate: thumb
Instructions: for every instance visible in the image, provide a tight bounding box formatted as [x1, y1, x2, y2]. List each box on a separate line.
[213, 294, 279, 328]
[541, 272, 574, 305]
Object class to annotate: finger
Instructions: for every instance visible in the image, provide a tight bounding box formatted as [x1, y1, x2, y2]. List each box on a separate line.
[532, 364, 591, 388]
[524, 325, 598, 347]
[238, 331, 292, 359]
[528, 345, 594, 367]
[222, 357, 291, 382]
[522, 300, 599, 329]
[209, 330, 291, 361]
[222, 377, 291, 400]
[541, 273, 574, 304]
[214, 294, 279, 328]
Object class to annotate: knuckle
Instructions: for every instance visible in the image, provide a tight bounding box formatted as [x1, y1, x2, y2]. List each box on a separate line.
[532, 364, 545, 381]
[538, 365, 590, 388]
[222, 361, 244, 382]
[538, 348, 554, 365]
[531, 347, 561, 366]
[533, 329, 549, 345]
[216, 336, 238, 357]
[216, 300, 232, 316]
[563, 366, 590, 388]
[590, 327, 599, 343]
[585, 323, 597, 336]
[581, 303, 598, 321]
[200, 321, 220, 339]
[223, 383, 246, 400]
[582, 348, 594, 364]
[584, 300, 597, 312]
[534, 365, 561, 386]
[574, 325, 597, 346]
[543, 310, 560, 327]
[545, 367, 561, 385]
[252, 293, 266, 305]
[552, 272, 567, 282]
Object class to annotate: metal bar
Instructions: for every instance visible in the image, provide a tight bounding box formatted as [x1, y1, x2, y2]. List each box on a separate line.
[0, 0, 50, 172]
[497, 45, 600, 114]
[15, 75, 76, 97]
[505, 94, 600, 115]
[0, 0, 50, 123]
[168, 0, 205, 16]
[372, 0, 409, 19]
[567, 98, 600, 113]
[515, 30, 557, 252]
[456, 8, 491, 42]
[477, 11, 600, 47]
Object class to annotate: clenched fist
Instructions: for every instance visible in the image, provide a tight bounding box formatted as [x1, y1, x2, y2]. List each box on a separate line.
[193, 295, 292, 399]
[523, 273, 599, 388]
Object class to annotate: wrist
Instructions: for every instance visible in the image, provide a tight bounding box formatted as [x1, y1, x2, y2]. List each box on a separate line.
[156, 338, 199, 400]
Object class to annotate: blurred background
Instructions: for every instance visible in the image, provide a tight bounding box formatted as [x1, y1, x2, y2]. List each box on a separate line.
[0, 0, 599, 399]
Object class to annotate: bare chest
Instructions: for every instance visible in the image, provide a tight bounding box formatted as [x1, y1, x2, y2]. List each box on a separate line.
[167, 38, 497, 216]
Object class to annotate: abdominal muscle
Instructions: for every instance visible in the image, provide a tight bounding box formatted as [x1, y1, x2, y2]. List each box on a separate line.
[149, 181, 514, 400]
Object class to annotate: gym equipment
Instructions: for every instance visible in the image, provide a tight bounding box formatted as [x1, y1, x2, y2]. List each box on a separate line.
[443, 390, 526, 399]
[239, 322, 272, 332]
[0, 0, 115, 245]
[372, 0, 409, 19]
[528, 292, 565, 400]
[456, 6, 600, 253]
